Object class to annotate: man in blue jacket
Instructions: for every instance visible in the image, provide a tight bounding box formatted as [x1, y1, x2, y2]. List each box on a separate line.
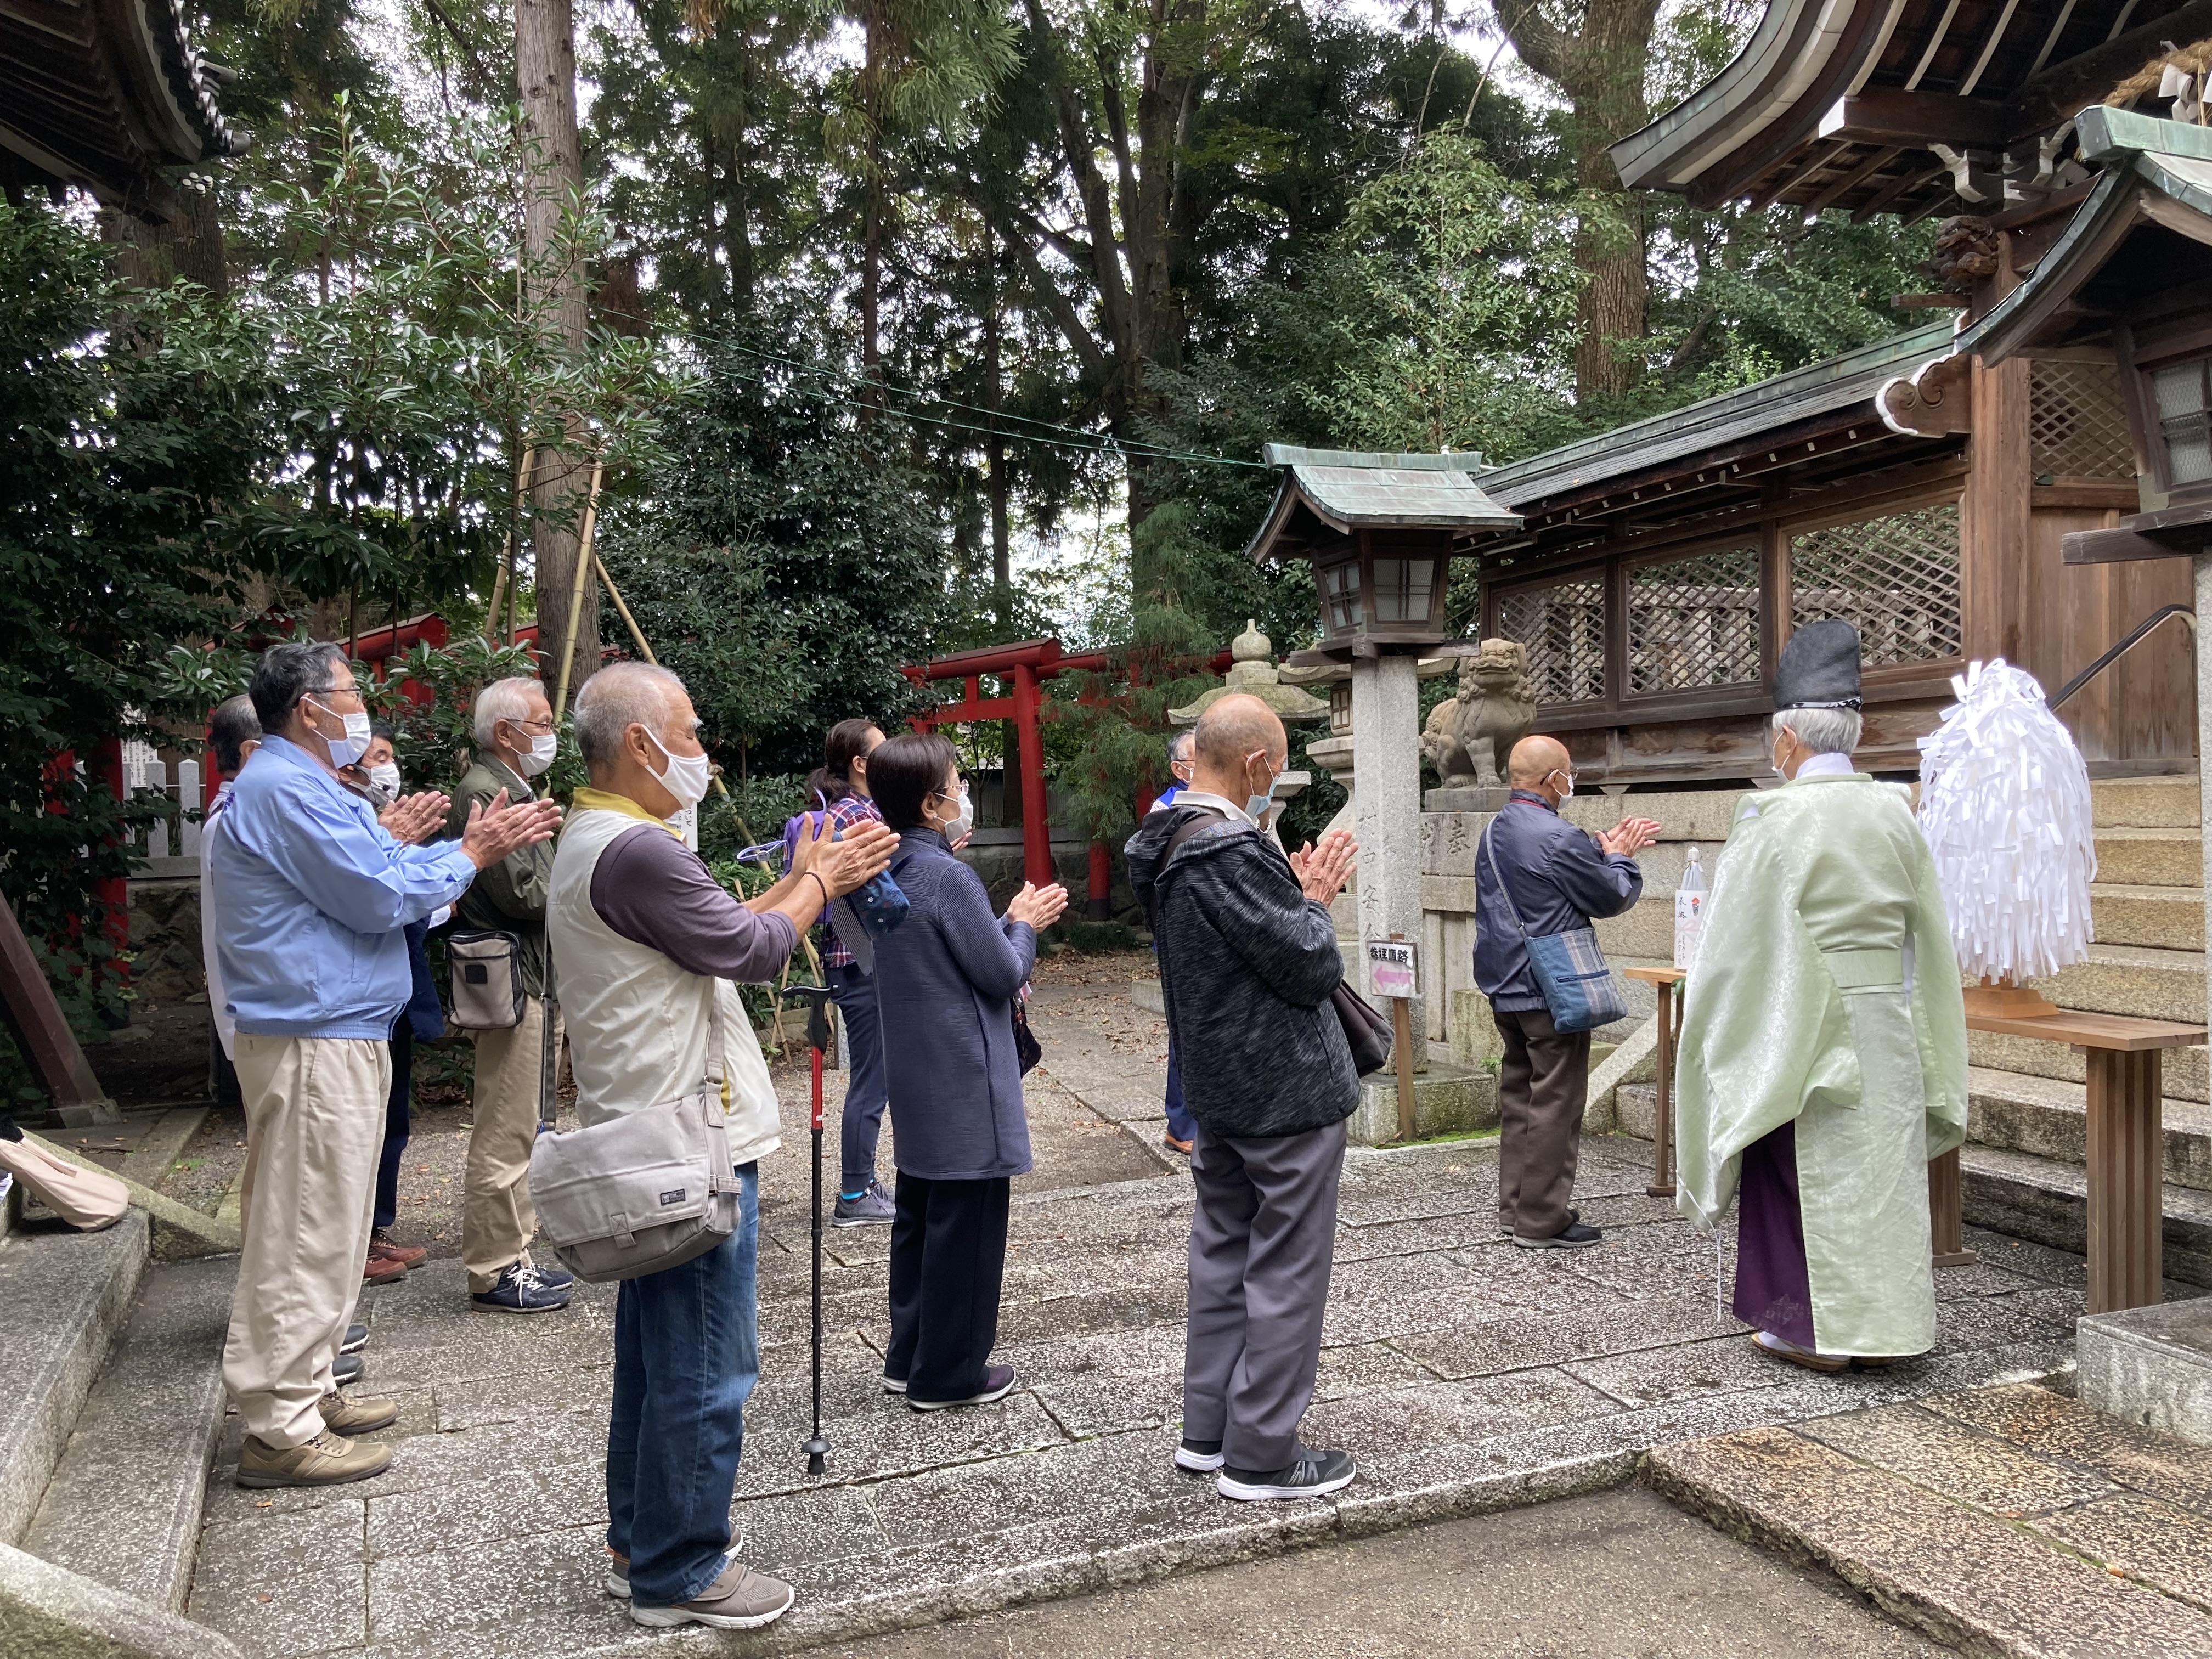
[214, 642, 558, 1488]
[1475, 735, 1657, 1249]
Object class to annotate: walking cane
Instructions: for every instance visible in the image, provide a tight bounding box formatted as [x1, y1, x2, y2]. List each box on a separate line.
[781, 982, 837, 1476]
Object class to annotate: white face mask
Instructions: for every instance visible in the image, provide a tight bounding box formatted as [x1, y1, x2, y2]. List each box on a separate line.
[1244, 755, 1288, 824]
[516, 731, 558, 778]
[308, 698, 374, 770]
[1550, 768, 1575, 802]
[934, 783, 973, 840]
[644, 726, 713, 810]
[365, 761, 402, 800]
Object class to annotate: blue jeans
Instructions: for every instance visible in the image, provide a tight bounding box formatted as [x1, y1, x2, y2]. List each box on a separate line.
[1164, 1034, 1197, 1144]
[606, 1164, 759, 1607]
[830, 963, 887, 1194]
[374, 1019, 412, 1231]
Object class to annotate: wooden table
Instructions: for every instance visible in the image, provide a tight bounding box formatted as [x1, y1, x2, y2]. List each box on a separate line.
[1623, 966, 1686, 1198]
[1962, 1008, 2208, 1314]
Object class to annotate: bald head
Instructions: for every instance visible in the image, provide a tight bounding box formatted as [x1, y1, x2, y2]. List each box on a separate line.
[1508, 735, 1572, 797]
[1189, 693, 1287, 805]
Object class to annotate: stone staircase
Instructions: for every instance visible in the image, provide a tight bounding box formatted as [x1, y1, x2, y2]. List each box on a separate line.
[1960, 776, 2212, 1283]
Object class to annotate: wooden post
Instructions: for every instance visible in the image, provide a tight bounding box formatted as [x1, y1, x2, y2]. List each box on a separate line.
[2087, 1046, 2165, 1315]
[0, 898, 115, 1125]
[1648, 977, 1678, 1199]
[1086, 841, 1111, 922]
[550, 459, 604, 722]
[1011, 662, 1052, 889]
[1928, 1148, 1975, 1267]
[1392, 993, 1417, 1142]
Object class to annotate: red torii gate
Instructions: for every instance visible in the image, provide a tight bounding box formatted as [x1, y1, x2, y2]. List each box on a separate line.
[901, 637, 1234, 916]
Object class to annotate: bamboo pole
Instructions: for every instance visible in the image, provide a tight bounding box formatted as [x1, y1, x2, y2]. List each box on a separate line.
[550, 458, 604, 721]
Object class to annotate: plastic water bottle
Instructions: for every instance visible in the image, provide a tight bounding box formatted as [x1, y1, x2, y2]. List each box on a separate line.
[1674, 845, 1707, 970]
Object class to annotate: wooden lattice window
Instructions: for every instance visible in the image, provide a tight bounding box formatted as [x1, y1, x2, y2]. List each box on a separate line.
[1789, 502, 1961, 669]
[2030, 359, 2135, 481]
[1497, 578, 1606, 705]
[2149, 353, 2212, 488]
[1627, 544, 1760, 696]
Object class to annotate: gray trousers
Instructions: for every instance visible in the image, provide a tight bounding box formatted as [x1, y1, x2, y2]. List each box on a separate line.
[1493, 1004, 1590, 1239]
[1183, 1116, 1347, 1472]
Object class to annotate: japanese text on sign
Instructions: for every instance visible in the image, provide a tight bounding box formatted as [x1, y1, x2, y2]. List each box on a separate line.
[1365, 939, 1417, 1000]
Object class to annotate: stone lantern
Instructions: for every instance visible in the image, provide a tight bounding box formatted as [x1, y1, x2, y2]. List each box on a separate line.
[1244, 445, 1521, 1055]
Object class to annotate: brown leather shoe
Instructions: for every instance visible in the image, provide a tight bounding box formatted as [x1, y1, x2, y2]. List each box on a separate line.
[317, 1391, 398, 1435]
[370, 1227, 427, 1271]
[363, 1251, 407, 1286]
[236, 1427, 391, 1488]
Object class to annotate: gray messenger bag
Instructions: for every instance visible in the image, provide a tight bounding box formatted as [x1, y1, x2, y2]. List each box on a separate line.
[526, 991, 740, 1282]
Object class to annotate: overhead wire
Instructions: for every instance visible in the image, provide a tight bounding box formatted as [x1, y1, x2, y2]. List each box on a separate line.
[679, 328, 1267, 471]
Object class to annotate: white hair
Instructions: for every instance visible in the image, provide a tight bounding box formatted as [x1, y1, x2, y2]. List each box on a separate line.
[574, 662, 686, 769]
[1773, 706, 1863, 756]
[472, 676, 548, 748]
[1166, 730, 1194, 764]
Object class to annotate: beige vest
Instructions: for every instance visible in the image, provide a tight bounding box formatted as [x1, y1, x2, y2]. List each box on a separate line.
[548, 806, 781, 1166]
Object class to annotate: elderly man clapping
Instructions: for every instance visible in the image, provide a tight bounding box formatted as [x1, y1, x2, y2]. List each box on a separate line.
[215, 642, 560, 1489]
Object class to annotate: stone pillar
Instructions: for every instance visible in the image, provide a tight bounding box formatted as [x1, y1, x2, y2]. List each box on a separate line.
[1351, 652, 1425, 1066]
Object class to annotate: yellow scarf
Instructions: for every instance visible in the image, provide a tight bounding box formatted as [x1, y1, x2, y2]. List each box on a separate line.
[570, 787, 682, 838]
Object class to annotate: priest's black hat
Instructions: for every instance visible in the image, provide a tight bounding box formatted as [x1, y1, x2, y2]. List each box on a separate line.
[1774, 619, 1862, 711]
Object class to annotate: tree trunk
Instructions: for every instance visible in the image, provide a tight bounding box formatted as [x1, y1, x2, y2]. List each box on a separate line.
[517, 0, 596, 701]
[729, 44, 755, 314]
[1494, 0, 1659, 402]
[860, 5, 884, 390]
[97, 185, 228, 297]
[983, 219, 1011, 628]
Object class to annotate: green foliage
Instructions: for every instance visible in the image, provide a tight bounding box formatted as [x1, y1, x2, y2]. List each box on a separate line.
[0, 202, 252, 968]
[596, 327, 945, 783]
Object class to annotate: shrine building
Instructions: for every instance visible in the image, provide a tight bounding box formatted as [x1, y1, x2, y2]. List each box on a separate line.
[1464, 0, 2212, 787]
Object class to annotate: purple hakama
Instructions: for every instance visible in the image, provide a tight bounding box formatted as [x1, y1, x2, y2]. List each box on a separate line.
[1733, 1119, 1817, 1348]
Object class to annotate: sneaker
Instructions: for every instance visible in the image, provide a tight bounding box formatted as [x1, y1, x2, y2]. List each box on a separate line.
[340, 1322, 368, 1355]
[470, 1261, 572, 1315]
[629, 1556, 794, 1631]
[362, 1250, 407, 1286]
[332, 1352, 363, 1387]
[1174, 1436, 1224, 1472]
[369, 1227, 427, 1271]
[1501, 1208, 1578, 1236]
[523, 1256, 575, 1293]
[909, 1363, 1017, 1412]
[832, 1179, 895, 1227]
[317, 1391, 398, 1435]
[1217, 1444, 1356, 1502]
[1512, 1221, 1603, 1250]
[236, 1427, 391, 1488]
[605, 1524, 746, 1600]
[882, 1374, 907, 1395]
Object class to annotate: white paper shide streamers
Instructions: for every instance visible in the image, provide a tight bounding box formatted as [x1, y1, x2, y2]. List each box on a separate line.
[1917, 659, 2096, 985]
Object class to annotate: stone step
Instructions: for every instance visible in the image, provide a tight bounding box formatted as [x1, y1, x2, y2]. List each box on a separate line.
[2078, 1297, 2212, 1442]
[2094, 827, 2202, 889]
[1647, 1385, 2212, 1657]
[0, 1211, 147, 1547]
[1347, 1055, 1495, 1146]
[2094, 775, 2202, 830]
[1967, 1066, 2212, 1192]
[1961, 1142, 2212, 1287]
[20, 1256, 235, 1612]
[2031, 943, 2207, 1025]
[2092, 882, 2205, 950]
[1971, 1029, 2210, 1104]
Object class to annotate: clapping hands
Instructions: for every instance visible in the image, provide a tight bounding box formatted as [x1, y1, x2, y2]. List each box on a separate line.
[1289, 830, 1357, 903]
[1596, 816, 1661, 856]
[459, 788, 563, 870]
[377, 791, 450, 847]
[1005, 881, 1069, 930]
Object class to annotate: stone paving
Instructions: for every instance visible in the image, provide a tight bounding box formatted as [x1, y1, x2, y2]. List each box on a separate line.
[184, 956, 2084, 1658]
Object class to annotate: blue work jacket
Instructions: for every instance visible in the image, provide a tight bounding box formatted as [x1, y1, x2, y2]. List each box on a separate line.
[1473, 791, 1645, 1012]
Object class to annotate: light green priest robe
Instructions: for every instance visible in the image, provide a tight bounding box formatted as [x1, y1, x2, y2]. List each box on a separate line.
[1673, 770, 1969, 1357]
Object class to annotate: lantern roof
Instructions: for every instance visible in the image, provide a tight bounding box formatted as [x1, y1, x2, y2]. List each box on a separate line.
[1243, 445, 1522, 565]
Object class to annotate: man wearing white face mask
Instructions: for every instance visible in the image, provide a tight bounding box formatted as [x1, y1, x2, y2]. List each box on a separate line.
[447, 676, 571, 1313]
[214, 643, 560, 1487]
[1474, 735, 1657, 1249]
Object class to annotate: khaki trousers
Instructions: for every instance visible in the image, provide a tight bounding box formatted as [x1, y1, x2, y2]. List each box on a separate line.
[464, 996, 557, 1292]
[222, 1034, 390, 1449]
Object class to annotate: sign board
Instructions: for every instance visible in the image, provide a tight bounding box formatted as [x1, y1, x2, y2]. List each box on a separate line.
[1365, 938, 1417, 1000]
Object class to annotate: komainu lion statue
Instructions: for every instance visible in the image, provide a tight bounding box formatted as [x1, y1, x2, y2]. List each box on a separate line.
[1421, 639, 1537, 789]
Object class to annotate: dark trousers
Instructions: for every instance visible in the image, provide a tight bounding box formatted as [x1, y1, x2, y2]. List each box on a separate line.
[885, 1172, 1010, 1402]
[829, 963, 887, 1194]
[1163, 1035, 1197, 1144]
[1183, 1116, 1346, 1472]
[607, 1164, 759, 1606]
[210, 1023, 242, 1112]
[1492, 1004, 1590, 1239]
[374, 1020, 413, 1232]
